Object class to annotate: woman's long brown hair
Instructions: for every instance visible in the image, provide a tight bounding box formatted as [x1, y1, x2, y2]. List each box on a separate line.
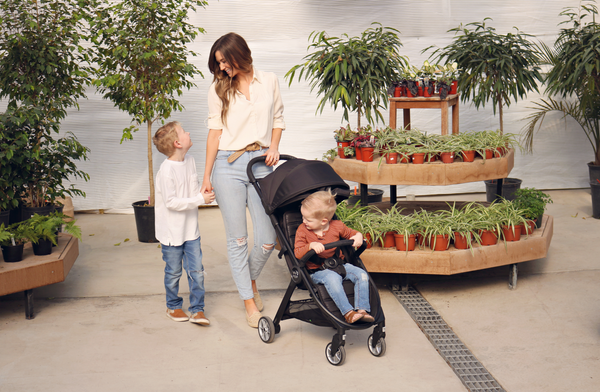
[208, 33, 253, 125]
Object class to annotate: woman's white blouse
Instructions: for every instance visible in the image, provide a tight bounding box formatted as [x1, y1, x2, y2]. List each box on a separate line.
[207, 68, 285, 150]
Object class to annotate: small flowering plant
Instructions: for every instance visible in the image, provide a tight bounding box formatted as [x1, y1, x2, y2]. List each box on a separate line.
[333, 124, 357, 142]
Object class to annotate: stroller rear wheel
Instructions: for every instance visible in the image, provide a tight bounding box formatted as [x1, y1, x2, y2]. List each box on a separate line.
[258, 316, 275, 343]
[325, 343, 346, 366]
[367, 334, 386, 357]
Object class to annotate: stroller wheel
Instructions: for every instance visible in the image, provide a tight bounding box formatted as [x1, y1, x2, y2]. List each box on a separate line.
[258, 316, 275, 343]
[367, 334, 386, 357]
[325, 343, 346, 366]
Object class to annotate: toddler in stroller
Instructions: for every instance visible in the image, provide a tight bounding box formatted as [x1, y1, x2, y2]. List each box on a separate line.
[247, 155, 386, 365]
[294, 189, 375, 324]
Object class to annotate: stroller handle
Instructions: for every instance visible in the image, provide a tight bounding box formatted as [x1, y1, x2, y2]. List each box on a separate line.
[298, 239, 355, 267]
[247, 154, 297, 183]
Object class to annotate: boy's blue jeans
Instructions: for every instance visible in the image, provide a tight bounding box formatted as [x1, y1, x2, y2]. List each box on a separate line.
[161, 237, 205, 313]
[310, 263, 371, 316]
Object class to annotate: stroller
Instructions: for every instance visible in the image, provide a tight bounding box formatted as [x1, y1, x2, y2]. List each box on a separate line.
[247, 155, 386, 365]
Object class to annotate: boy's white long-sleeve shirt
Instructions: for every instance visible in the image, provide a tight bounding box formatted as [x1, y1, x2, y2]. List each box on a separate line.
[154, 155, 207, 246]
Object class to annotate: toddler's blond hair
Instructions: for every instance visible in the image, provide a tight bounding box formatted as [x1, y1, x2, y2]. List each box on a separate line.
[153, 121, 181, 157]
[301, 189, 337, 221]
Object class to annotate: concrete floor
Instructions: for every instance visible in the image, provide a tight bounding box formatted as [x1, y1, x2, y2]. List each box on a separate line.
[1, 189, 599, 391]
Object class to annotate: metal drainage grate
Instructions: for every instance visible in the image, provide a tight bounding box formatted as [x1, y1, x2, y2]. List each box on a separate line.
[394, 287, 506, 392]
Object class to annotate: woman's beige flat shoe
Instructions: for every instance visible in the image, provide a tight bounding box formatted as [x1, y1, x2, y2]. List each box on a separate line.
[246, 311, 262, 328]
[253, 291, 264, 312]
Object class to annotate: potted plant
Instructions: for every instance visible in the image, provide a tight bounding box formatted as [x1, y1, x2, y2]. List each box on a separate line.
[91, 0, 207, 242]
[495, 199, 530, 243]
[24, 212, 82, 256]
[322, 148, 338, 163]
[521, 2, 600, 217]
[513, 188, 553, 230]
[446, 202, 482, 252]
[334, 124, 357, 158]
[388, 206, 418, 252]
[286, 23, 409, 129]
[0, 221, 32, 263]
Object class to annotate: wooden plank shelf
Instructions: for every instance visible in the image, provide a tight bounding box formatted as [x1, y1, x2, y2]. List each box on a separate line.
[331, 148, 514, 186]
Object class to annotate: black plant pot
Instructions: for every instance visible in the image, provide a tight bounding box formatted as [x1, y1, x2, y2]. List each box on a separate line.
[484, 178, 522, 202]
[22, 203, 55, 221]
[1, 243, 24, 263]
[589, 162, 600, 183]
[132, 200, 158, 243]
[0, 210, 9, 227]
[591, 181, 600, 219]
[32, 239, 53, 256]
[347, 189, 384, 206]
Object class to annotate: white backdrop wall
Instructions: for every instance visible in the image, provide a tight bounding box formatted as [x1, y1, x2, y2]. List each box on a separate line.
[3, 0, 590, 211]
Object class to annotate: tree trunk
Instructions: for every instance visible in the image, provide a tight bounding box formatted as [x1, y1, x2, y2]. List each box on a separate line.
[357, 104, 361, 129]
[147, 121, 155, 206]
[498, 94, 504, 135]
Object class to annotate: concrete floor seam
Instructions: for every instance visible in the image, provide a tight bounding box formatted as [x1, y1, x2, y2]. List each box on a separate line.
[393, 287, 506, 392]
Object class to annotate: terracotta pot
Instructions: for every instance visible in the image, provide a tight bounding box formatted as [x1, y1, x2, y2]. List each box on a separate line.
[399, 153, 411, 163]
[423, 85, 431, 97]
[394, 86, 402, 97]
[502, 225, 522, 242]
[417, 84, 424, 96]
[426, 153, 438, 163]
[365, 233, 373, 249]
[450, 80, 458, 94]
[453, 232, 472, 249]
[494, 147, 506, 157]
[412, 152, 425, 164]
[382, 231, 395, 248]
[518, 220, 536, 235]
[440, 152, 455, 164]
[417, 231, 428, 247]
[361, 147, 375, 162]
[430, 234, 450, 251]
[355, 146, 363, 160]
[483, 149, 494, 160]
[479, 229, 498, 246]
[405, 87, 415, 98]
[337, 141, 351, 159]
[461, 150, 476, 162]
[385, 152, 398, 164]
[394, 234, 416, 251]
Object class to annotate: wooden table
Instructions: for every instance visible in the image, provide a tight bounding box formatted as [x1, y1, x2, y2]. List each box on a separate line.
[0, 233, 79, 319]
[389, 94, 459, 135]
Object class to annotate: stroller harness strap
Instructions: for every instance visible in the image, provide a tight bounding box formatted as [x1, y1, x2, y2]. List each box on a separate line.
[227, 142, 264, 163]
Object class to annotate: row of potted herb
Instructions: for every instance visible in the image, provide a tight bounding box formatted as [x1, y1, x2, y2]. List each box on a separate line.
[0, 212, 81, 263]
[335, 189, 551, 253]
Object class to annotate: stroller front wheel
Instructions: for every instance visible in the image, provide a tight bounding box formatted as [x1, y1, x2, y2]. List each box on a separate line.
[258, 316, 275, 343]
[367, 334, 386, 357]
[325, 343, 346, 366]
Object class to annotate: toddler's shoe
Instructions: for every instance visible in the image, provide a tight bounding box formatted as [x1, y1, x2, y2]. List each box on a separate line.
[166, 308, 189, 322]
[357, 309, 375, 322]
[190, 311, 210, 326]
[344, 310, 363, 324]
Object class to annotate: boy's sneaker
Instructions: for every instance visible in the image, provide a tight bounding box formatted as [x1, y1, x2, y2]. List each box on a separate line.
[166, 308, 189, 322]
[190, 312, 210, 326]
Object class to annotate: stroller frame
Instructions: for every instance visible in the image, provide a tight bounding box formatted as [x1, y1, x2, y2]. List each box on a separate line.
[247, 155, 386, 365]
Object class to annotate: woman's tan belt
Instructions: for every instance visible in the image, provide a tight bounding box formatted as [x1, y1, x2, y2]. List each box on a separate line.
[227, 142, 264, 163]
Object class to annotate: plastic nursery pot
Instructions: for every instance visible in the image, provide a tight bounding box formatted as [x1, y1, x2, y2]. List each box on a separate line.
[482, 149, 494, 160]
[355, 146, 363, 160]
[337, 141, 351, 159]
[32, 238, 53, 256]
[461, 150, 476, 162]
[494, 147, 507, 157]
[501, 225, 522, 242]
[399, 154, 411, 163]
[479, 229, 498, 246]
[393, 234, 416, 251]
[394, 86, 402, 97]
[1, 243, 24, 263]
[417, 85, 424, 96]
[417, 232, 428, 247]
[591, 180, 600, 219]
[365, 233, 373, 249]
[381, 232, 395, 248]
[440, 152, 455, 164]
[450, 80, 458, 94]
[423, 86, 431, 97]
[385, 152, 398, 164]
[361, 147, 375, 162]
[453, 232, 472, 250]
[430, 234, 450, 251]
[405, 88, 415, 98]
[412, 153, 425, 164]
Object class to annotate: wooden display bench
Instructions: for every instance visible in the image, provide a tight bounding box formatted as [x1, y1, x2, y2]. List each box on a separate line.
[389, 94, 459, 135]
[0, 233, 79, 319]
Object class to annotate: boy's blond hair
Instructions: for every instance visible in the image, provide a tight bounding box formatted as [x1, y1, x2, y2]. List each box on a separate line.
[301, 189, 337, 221]
[153, 121, 181, 157]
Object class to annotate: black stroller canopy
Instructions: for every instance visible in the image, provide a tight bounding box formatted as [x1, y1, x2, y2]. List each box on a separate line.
[257, 159, 350, 215]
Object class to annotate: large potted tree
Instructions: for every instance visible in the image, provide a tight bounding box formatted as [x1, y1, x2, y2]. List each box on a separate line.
[90, 0, 207, 242]
[285, 23, 408, 129]
[521, 2, 600, 217]
[0, 0, 93, 220]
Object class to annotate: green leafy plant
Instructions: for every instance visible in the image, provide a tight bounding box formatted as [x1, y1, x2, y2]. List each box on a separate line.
[522, 1, 600, 166]
[322, 148, 338, 163]
[513, 188, 553, 220]
[426, 18, 542, 134]
[286, 23, 409, 128]
[0, 221, 34, 246]
[90, 0, 207, 206]
[24, 212, 82, 245]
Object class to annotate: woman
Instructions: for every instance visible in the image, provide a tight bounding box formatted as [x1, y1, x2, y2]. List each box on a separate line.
[202, 32, 285, 328]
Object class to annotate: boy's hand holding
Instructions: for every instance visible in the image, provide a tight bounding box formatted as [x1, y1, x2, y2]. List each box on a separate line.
[309, 242, 325, 254]
[202, 190, 215, 204]
[350, 233, 363, 248]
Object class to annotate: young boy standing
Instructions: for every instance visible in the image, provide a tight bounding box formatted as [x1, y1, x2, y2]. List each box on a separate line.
[153, 121, 215, 325]
[294, 189, 374, 324]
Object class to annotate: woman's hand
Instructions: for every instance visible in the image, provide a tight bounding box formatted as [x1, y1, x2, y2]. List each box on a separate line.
[263, 146, 280, 166]
[201, 178, 213, 194]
